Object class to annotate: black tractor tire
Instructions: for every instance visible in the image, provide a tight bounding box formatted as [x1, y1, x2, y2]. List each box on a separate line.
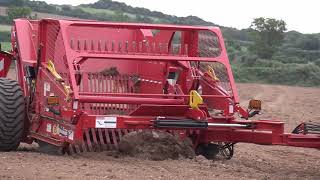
[0, 78, 25, 151]
[196, 143, 220, 160]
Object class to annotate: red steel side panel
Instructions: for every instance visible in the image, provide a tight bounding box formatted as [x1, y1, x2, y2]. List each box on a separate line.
[13, 20, 39, 95]
[14, 19, 38, 62]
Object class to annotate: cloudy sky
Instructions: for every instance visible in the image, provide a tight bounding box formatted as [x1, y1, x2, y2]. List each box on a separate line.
[41, 0, 319, 34]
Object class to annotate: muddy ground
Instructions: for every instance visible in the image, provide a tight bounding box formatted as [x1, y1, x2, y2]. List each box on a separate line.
[0, 80, 320, 179]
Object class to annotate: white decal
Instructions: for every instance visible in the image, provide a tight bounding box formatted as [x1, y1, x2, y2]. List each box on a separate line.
[229, 104, 234, 114]
[46, 123, 52, 133]
[68, 131, 74, 140]
[44, 82, 50, 96]
[73, 100, 78, 110]
[56, 125, 74, 140]
[96, 117, 117, 128]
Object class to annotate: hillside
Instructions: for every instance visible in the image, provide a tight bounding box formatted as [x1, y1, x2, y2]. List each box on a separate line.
[0, 0, 319, 86]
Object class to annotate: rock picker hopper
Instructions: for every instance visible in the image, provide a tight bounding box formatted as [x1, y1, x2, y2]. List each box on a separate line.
[0, 19, 319, 159]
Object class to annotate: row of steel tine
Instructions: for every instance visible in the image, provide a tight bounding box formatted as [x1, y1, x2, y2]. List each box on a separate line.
[70, 39, 190, 55]
[67, 128, 198, 154]
[68, 128, 134, 154]
[78, 73, 137, 115]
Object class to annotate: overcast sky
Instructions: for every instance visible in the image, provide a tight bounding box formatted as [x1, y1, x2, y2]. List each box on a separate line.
[41, 0, 319, 34]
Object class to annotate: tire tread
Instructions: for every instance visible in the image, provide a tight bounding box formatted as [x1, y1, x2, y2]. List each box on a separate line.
[0, 78, 25, 151]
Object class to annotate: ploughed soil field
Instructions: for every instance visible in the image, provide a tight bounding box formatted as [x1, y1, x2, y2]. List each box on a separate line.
[1, 82, 320, 180]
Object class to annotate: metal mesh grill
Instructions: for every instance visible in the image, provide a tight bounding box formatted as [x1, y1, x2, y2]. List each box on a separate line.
[44, 21, 60, 61]
[43, 21, 71, 87]
[191, 61, 233, 96]
[202, 62, 232, 93]
[198, 31, 221, 57]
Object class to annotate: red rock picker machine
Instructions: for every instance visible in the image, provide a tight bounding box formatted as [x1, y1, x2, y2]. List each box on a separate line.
[0, 19, 319, 159]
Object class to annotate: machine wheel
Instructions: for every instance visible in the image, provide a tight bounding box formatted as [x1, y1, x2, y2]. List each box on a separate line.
[37, 141, 65, 155]
[0, 78, 25, 151]
[218, 142, 234, 160]
[196, 143, 220, 160]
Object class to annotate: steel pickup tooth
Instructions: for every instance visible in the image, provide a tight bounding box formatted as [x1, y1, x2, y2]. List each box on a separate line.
[85, 129, 94, 152]
[91, 128, 101, 152]
[68, 144, 76, 155]
[98, 128, 107, 151]
[111, 129, 118, 149]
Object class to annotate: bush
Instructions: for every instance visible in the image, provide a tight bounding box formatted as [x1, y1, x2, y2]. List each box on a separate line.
[6, 6, 32, 22]
[0, 42, 11, 51]
[0, 16, 10, 24]
[0, 31, 11, 42]
[232, 62, 320, 86]
[272, 55, 306, 64]
[314, 59, 320, 67]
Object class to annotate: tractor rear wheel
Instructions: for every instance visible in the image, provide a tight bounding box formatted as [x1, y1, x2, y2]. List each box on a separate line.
[0, 78, 25, 151]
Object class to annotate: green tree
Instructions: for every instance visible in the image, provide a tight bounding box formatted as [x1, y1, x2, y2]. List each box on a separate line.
[296, 35, 320, 50]
[6, 6, 32, 22]
[61, 5, 72, 12]
[249, 17, 287, 59]
[113, 11, 129, 22]
[11, 0, 25, 6]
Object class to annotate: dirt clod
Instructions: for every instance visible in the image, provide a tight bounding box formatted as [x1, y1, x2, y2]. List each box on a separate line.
[118, 130, 195, 161]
